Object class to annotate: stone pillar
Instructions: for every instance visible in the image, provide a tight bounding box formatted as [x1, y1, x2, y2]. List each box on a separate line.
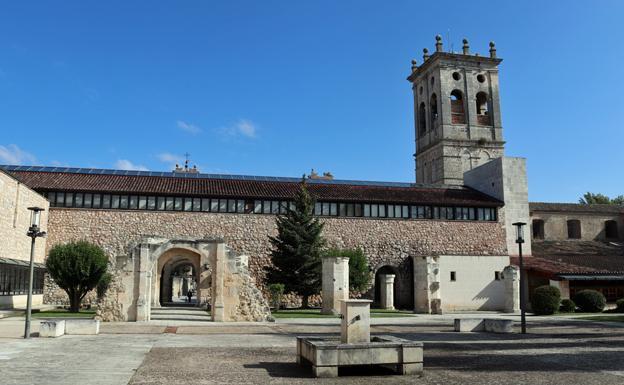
[413, 256, 441, 314]
[379, 274, 395, 310]
[136, 244, 151, 321]
[321, 256, 349, 315]
[340, 299, 372, 344]
[211, 243, 226, 322]
[502, 265, 520, 313]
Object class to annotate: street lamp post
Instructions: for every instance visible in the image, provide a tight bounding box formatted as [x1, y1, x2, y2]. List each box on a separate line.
[512, 221, 527, 334]
[24, 207, 46, 339]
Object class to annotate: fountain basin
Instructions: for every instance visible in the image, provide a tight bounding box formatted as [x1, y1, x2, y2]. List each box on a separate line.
[296, 335, 423, 378]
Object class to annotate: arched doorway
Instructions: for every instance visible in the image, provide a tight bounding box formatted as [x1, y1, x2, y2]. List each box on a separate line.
[374, 259, 414, 310]
[153, 248, 203, 308]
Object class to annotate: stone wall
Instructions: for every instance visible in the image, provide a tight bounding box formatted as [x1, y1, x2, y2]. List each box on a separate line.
[43, 207, 507, 313]
[0, 170, 49, 263]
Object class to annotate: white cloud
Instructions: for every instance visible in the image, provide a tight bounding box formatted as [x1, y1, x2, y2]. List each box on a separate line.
[177, 120, 202, 135]
[0, 144, 36, 165]
[156, 152, 184, 168]
[218, 119, 257, 139]
[114, 159, 149, 171]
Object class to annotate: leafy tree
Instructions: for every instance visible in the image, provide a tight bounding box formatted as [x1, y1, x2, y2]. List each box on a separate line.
[579, 192, 624, 205]
[323, 248, 372, 292]
[46, 241, 109, 312]
[96, 272, 113, 300]
[265, 179, 325, 308]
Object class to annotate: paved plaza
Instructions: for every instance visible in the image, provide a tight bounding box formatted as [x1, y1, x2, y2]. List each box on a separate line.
[0, 315, 623, 385]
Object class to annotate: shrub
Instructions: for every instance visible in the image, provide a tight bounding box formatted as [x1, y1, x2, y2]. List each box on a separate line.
[573, 290, 606, 313]
[616, 298, 624, 313]
[559, 298, 576, 313]
[46, 241, 109, 312]
[531, 285, 561, 315]
[96, 272, 113, 300]
[268, 283, 285, 311]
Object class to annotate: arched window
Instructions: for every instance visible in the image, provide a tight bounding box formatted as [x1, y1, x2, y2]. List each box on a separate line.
[418, 102, 427, 136]
[450, 90, 465, 124]
[532, 219, 545, 240]
[430, 93, 438, 123]
[567, 219, 581, 239]
[476, 92, 490, 125]
[605, 220, 619, 239]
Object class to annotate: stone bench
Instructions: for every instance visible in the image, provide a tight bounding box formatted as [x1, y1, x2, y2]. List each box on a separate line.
[454, 318, 513, 333]
[39, 320, 65, 338]
[64, 319, 100, 335]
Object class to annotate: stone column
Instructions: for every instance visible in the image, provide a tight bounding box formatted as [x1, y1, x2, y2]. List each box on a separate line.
[379, 274, 395, 310]
[136, 244, 151, 321]
[502, 265, 520, 313]
[413, 256, 441, 314]
[321, 256, 349, 315]
[340, 299, 372, 344]
[211, 243, 226, 322]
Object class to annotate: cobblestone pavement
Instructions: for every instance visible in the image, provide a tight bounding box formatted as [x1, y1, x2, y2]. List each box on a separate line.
[0, 317, 623, 385]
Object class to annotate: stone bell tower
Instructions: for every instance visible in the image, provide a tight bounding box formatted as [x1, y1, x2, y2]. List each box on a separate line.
[407, 36, 505, 185]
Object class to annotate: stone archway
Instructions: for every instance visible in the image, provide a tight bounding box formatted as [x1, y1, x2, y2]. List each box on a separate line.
[130, 236, 270, 322]
[156, 250, 202, 306]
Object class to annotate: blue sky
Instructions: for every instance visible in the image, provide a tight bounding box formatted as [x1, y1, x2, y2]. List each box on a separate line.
[0, 1, 622, 203]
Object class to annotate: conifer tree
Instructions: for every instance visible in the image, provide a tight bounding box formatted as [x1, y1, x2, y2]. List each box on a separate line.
[265, 179, 325, 308]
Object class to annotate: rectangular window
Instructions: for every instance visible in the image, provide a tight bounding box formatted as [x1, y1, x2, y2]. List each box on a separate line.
[211, 199, 219, 212]
[321, 202, 329, 216]
[157, 196, 166, 210]
[84, 193, 92, 208]
[346, 204, 354, 217]
[138, 196, 147, 210]
[433, 206, 440, 219]
[330, 203, 337, 216]
[227, 199, 236, 213]
[364, 204, 371, 217]
[102, 194, 111, 209]
[119, 195, 129, 209]
[402, 205, 409, 218]
[477, 208, 484, 221]
[289, 201, 296, 211]
[148, 196, 156, 210]
[192, 198, 201, 212]
[354, 204, 363, 217]
[339, 203, 347, 217]
[65, 193, 74, 207]
[271, 200, 279, 214]
[173, 197, 182, 211]
[279, 201, 288, 214]
[450, 271, 456, 281]
[47, 192, 56, 206]
[314, 202, 322, 215]
[201, 198, 210, 212]
[129, 195, 139, 210]
[484, 208, 491, 221]
[74, 193, 83, 208]
[387, 205, 395, 218]
[165, 197, 173, 211]
[469, 207, 476, 220]
[371, 204, 378, 217]
[237, 200, 245, 213]
[93, 194, 102, 209]
[216, 199, 225, 212]
[245, 200, 254, 213]
[183, 198, 193, 211]
[254, 200, 262, 214]
[111, 195, 120, 209]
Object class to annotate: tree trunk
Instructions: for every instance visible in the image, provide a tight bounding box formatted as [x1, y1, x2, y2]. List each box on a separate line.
[69, 291, 81, 313]
[302, 295, 309, 309]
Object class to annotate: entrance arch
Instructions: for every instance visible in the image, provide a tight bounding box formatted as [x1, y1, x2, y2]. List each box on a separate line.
[153, 247, 205, 308]
[374, 258, 414, 310]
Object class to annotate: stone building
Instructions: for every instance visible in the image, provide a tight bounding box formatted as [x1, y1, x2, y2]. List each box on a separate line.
[522, 203, 624, 302]
[0, 169, 49, 308]
[1, 36, 620, 320]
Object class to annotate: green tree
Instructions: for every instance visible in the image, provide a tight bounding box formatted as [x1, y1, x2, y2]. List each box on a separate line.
[323, 248, 371, 292]
[579, 192, 624, 205]
[268, 283, 285, 311]
[265, 179, 325, 308]
[46, 241, 109, 312]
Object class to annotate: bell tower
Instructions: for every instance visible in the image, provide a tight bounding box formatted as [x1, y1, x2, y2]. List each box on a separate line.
[407, 36, 505, 185]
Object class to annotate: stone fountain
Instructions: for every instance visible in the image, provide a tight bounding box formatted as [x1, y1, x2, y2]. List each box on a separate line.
[296, 299, 423, 378]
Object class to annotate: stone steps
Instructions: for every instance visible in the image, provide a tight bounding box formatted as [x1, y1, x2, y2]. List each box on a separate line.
[150, 306, 211, 322]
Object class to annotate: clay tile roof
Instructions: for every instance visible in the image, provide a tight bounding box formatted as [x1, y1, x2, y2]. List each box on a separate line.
[529, 202, 624, 214]
[516, 241, 624, 275]
[1, 165, 502, 207]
